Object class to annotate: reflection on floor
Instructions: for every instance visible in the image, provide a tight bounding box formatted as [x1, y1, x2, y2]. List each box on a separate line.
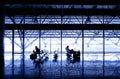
[4, 53, 120, 79]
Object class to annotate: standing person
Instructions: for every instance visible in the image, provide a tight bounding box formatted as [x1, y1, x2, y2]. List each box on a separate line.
[65, 46, 72, 58]
[35, 46, 40, 54]
[65, 46, 69, 53]
[35, 46, 40, 59]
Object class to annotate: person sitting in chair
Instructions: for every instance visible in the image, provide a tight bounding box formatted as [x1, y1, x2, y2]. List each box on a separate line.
[53, 50, 58, 62]
[30, 50, 37, 64]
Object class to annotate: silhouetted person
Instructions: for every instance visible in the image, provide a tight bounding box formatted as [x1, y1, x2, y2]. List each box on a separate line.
[65, 46, 69, 53]
[53, 50, 58, 62]
[33, 50, 37, 55]
[66, 46, 72, 58]
[35, 46, 41, 58]
[35, 46, 40, 54]
[30, 50, 37, 63]
[76, 51, 80, 61]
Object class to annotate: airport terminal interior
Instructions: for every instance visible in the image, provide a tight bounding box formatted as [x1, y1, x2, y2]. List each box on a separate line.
[1, 1, 120, 79]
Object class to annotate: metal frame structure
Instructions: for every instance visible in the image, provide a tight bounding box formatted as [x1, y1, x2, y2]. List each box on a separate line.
[3, 0, 120, 5]
[2, 1, 120, 79]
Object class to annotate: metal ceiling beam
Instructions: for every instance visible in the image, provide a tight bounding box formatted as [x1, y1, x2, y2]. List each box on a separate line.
[5, 24, 120, 30]
[5, 8, 120, 16]
[3, 0, 120, 5]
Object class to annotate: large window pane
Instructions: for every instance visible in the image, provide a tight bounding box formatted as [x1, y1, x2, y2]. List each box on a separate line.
[105, 30, 120, 76]
[41, 30, 61, 78]
[24, 30, 39, 77]
[84, 30, 103, 77]
[4, 30, 12, 76]
[62, 30, 82, 78]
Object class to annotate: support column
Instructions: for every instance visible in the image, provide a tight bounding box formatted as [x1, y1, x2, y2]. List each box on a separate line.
[12, 30, 14, 78]
[0, 4, 4, 79]
[103, 15, 105, 79]
[81, 4, 84, 79]
[60, 5, 63, 79]
[82, 30, 84, 78]
[22, 30, 25, 78]
[103, 30, 105, 78]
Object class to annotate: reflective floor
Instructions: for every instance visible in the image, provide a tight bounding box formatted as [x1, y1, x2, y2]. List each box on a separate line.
[4, 53, 120, 79]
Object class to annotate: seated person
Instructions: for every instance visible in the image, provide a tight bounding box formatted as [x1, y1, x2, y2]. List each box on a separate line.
[30, 50, 37, 63]
[76, 51, 80, 57]
[54, 51, 58, 60]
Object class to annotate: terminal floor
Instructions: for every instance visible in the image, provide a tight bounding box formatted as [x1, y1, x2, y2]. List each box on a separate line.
[4, 54, 120, 79]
